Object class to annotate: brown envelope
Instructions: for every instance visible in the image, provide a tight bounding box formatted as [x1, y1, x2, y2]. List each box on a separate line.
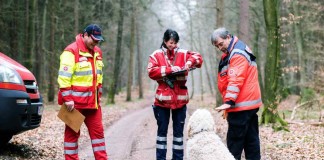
[57, 105, 85, 133]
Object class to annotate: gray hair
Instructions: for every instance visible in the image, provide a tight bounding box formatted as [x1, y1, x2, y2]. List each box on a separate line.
[210, 27, 230, 45]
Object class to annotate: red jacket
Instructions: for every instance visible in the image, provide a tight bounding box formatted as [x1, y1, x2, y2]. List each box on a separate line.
[57, 34, 104, 109]
[218, 36, 262, 112]
[147, 47, 203, 109]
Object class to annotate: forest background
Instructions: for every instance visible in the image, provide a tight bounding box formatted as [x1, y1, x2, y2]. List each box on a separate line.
[0, 0, 323, 128]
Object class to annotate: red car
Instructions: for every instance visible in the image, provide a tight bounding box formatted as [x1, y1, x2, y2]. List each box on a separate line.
[0, 52, 43, 144]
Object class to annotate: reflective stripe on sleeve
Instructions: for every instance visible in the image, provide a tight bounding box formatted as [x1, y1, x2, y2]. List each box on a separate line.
[225, 93, 237, 100]
[227, 86, 240, 93]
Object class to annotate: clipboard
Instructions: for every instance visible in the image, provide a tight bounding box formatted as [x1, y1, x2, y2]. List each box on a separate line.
[57, 105, 85, 133]
[170, 67, 196, 76]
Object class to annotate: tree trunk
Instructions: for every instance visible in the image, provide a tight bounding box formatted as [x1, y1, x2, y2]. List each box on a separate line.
[188, 8, 195, 99]
[136, 14, 143, 99]
[239, 0, 250, 42]
[126, 2, 135, 101]
[215, 0, 225, 106]
[9, 0, 19, 59]
[24, 0, 28, 61]
[197, 25, 204, 100]
[40, 0, 48, 92]
[261, 0, 287, 128]
[252, 20, 264, 96]
[33, 0, 42, 88]
[292, 1, 305, 88]
[47, 0, 56, 102]
[74, 0, 79, 35]
[216, 0, 224, 27]
[108, 0, 124, 104]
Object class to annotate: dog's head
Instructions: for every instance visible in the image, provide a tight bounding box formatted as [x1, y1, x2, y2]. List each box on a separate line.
[187, 109, 216, 138]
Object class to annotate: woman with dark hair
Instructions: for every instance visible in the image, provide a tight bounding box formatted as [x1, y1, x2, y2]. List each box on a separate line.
[147, 29, 203, 160]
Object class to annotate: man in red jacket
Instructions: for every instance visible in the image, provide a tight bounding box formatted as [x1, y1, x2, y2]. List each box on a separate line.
[211, 27, 262, 160]
[57, 24, 107, 160]
[147, 29, 203, 160]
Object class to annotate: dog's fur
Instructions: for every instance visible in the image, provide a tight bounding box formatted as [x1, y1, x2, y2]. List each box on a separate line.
[186, 109, 235, 160]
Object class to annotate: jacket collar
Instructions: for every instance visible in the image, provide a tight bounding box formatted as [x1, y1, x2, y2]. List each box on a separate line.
[227, 36, 239, 53]
[76, 34, 90, 53]
[161, 46, 179, 55]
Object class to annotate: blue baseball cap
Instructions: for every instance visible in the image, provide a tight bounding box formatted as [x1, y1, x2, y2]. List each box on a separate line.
[84, 24, 104, 41]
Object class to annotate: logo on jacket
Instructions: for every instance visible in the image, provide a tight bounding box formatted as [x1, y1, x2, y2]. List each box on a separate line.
[229, 69, 236, 77]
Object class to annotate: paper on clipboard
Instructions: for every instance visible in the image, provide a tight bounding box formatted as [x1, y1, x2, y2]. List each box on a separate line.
[57, 105, 85, 133]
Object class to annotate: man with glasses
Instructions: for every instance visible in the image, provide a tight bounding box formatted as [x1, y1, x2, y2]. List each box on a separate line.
[57, 24, 107, 160]
[211, 27, 262, 160]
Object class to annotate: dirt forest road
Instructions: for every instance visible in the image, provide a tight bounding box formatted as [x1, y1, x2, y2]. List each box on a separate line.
[79, 106, 189, 160]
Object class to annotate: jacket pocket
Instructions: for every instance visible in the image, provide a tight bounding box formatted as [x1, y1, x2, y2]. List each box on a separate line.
[177, 86, 189, 105]
[72, 86, 91, 106]
[155, 88, 174, 105]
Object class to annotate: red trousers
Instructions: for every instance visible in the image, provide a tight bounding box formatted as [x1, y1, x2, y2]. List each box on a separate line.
[63, 106, 108, 160]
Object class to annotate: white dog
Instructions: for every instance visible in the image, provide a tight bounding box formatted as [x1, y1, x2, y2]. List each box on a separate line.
[186, 109, 235, 160]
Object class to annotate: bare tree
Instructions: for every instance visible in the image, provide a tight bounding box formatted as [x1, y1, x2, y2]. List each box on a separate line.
[136, 12, 143, 99]
[108, 0, 125, 104]
[260, 0, 287, 129]
[126, 1, 135, 101]
[238, 0, 250, 42]
[74, 0, 79, 35]
[47, 0, 57, 102]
